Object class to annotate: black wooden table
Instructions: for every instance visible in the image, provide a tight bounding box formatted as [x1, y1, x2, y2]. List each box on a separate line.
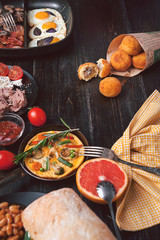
[0, 0, 160, 239]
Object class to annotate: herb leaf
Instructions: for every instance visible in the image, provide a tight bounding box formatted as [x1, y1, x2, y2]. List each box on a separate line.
[58, 157, 73, 167]
[45, 157, 50, 171]
[24, 231, 31, 240]
[60, 118, 71, 129]
[57, 140, 71, 145]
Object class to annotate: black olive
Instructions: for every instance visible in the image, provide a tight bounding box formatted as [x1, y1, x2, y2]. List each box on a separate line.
[37, 37, 53, 46]
[33, 27, 42, 36]
[45, 11, 56, 16]
[46, 28, 56, 33]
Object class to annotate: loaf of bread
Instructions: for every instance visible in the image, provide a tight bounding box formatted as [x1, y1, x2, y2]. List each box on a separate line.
[22, 188, 116, 240]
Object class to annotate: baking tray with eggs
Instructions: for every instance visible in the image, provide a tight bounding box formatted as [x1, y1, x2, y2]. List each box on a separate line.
[0, 0, 73, 57]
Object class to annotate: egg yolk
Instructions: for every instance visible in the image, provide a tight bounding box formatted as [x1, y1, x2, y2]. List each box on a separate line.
[35, 11, 49, 20]
[50, 37, 60, 44]
[42, 22, 57, 30]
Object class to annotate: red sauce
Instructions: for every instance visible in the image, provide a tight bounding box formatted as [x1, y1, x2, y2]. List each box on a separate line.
[0, 121, 22, 142]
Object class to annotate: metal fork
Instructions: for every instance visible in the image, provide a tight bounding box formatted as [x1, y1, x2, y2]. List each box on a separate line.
[79, 146, 160, 176]
[2, 12, 16, 32]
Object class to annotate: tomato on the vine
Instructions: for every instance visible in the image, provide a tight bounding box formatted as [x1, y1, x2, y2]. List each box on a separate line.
[0, 150, 15, 170]
[28, 107, 47, 127]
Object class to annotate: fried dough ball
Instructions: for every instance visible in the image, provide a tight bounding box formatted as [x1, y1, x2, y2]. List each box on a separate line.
[119, 35, 142, 56]
[78, 62, 98, 81]
[99, 77, 121, 97]
[132, 52, 146, 69]
[97, 58, 111, 78]
[110, 50, 131, 71]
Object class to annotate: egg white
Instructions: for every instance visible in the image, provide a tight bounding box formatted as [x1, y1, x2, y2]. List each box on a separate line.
[28, 34, 66, 48]
[29, 19, 66, 39]
[28, 8, 64, 27]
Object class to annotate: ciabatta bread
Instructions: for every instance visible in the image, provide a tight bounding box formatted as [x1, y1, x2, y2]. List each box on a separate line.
[22, 188, 116, 240]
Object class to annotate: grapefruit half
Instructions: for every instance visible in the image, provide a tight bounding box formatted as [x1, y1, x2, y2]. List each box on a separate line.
[76, 158, 128, 204]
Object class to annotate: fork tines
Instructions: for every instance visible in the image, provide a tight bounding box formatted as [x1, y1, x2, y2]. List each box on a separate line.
[79, 146, 103, 157]
[2, 13, 16, 32]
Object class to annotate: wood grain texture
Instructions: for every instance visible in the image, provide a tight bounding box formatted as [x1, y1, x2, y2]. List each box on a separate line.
[0, 0, 160, 239]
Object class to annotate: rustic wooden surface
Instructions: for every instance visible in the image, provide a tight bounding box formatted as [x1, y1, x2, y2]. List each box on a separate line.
[0, 0, 160, 239]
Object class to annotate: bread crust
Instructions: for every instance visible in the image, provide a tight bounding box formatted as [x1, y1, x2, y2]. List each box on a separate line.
[97, 58, 111, 78]
[110, 50, 131, 71]
[119, 35, 142, 56]
[132, 52, 146, 69]
[78, 62, 98, 81]
[99, 77, 121, 97]
[22, 188, 116, 240]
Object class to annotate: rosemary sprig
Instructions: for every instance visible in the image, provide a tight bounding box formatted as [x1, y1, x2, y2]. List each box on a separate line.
[14, 128, 79, 165]
[60, 118, 71, 129]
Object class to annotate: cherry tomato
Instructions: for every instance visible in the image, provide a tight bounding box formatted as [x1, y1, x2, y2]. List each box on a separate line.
[0, 63, 9, 76]
[8, 65, 23, 81]
[0, 150, 15, 170]
[28, 107, 47, 127]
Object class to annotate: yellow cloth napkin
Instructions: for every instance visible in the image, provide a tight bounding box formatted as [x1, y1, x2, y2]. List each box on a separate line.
[112, 89, 160, 231]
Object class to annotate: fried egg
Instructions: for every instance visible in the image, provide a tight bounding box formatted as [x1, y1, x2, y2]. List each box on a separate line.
[28, 8, 64, 26]
[29, 19, 66, 39]
[28, 34, 66, 48]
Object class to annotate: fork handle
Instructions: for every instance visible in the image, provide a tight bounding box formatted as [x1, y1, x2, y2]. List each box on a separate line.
[116, 157, 160, 176]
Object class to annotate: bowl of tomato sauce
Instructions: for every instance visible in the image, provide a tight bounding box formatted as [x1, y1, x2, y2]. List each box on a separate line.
[0, 113, 25, 146]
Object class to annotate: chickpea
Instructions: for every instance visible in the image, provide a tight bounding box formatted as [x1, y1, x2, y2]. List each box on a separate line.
[6, 213, 13, 224]
[0, 209, 6, 215]
[0, 230, 6, 237]
[0, 202, 24, 239]
[0, 217, 7, 227]
[9, 206, 20, 215]
[14, 214, 21, 224]
[6, 224, 13, 235]
[0, 202, 9, 209]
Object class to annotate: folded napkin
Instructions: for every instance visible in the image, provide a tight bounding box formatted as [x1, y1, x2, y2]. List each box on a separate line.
[112, 89, 160, 231]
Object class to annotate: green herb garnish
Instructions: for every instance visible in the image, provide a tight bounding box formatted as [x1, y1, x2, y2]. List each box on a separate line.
[45, 157, 50, 171]
[24, 231, 31, 240]
[57, 140, 71, 145]
[58, 157, 73, 167]
[14, 118, 79, 165]
[60, 118, 71, 129]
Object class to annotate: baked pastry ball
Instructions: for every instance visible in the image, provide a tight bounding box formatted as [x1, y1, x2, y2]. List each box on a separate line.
[119, 35, 142, 56]
[110, 50, 131, 71]
[99, 77, 121, 97]
[78, 62, 98, 81]
[132, 52, 146, 69]
[97, 58, 111, 78]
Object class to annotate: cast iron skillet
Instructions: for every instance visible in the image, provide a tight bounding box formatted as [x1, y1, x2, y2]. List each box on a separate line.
[0, 0, 73, 57]
[18, 124, 88, 181]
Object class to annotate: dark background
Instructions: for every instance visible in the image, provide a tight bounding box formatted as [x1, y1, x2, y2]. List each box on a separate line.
[1, 0, 160, 239]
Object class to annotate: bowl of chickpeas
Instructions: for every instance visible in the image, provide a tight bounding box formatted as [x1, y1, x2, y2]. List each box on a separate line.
[0, 201, 25, 239]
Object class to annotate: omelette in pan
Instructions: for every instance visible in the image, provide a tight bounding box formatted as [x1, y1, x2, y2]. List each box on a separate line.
[24, 131, 84, 179]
